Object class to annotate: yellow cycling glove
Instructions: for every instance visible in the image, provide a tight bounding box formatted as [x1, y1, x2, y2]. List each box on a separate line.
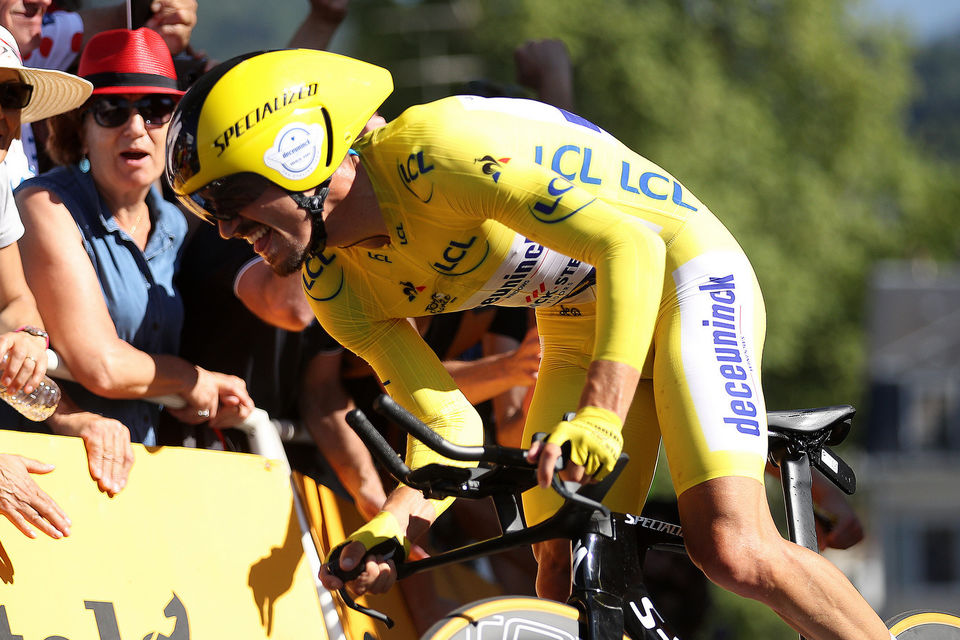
[546, 405, 624, 479]
[325, 511, 411, 581]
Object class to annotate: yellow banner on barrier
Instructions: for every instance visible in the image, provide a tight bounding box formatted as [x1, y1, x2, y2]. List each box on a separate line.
[0, 430, 326, 640]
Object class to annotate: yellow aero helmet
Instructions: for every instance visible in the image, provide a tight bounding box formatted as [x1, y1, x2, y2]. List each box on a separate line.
[165, 48, 393, 202]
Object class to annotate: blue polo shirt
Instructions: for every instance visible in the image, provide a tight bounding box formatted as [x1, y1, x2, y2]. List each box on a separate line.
[17, 165, 187, 444]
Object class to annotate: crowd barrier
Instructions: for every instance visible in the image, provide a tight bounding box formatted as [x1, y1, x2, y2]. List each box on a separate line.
[0, 351, 426, 639]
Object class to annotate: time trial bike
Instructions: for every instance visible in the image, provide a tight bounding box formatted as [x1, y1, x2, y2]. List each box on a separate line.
[329, 394, 960, 640]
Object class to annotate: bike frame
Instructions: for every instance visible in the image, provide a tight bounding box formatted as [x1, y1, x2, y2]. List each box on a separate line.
[338, 396, 858, 640]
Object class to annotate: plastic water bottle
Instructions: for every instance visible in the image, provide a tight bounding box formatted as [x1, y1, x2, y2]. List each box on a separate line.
[0, 355, 61, 421]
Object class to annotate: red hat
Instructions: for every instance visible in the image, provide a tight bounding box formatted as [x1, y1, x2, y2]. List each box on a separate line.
[78, 28, 184, 96]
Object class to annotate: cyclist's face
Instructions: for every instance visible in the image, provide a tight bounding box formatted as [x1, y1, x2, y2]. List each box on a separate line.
[217, 184, 313, 276]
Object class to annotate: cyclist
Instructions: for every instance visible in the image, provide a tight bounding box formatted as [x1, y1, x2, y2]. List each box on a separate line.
[165, 50, 893, 640]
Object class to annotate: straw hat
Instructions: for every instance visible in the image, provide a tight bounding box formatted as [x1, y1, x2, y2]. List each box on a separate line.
[78, 28, 184, 97]
[0, 25, 92, 123]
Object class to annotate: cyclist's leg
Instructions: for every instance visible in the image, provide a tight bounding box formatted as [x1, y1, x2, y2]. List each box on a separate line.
[522, 304, 660, 603]
[655, 247, 891, 640]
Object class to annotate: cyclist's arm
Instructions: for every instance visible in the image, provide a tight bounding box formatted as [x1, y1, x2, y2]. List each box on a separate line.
[309, 289, 484, 572]
[467, 159, 663, 403]
[455, 158, 663, 479]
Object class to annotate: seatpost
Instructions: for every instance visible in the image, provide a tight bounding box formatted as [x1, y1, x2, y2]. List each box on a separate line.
[776, 449, 818, 552]
[768, 432, 819, 553]
[769, 438, 818, 640]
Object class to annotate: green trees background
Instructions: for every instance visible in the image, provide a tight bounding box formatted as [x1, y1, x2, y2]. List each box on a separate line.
[345, 0, 959, 414]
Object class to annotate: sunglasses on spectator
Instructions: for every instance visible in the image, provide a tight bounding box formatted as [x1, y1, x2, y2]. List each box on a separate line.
[86, 95, 178, 128]
[0, 82, 34, 110]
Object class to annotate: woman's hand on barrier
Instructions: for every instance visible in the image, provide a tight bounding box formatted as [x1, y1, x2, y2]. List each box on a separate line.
[0, 453, 71, 539]
[0, 330, 48, 395]
[206, 372, 255, 429]
[170, 366, 219, 424]
[173, 366, 253, 425]
[52, 412, 134, 496]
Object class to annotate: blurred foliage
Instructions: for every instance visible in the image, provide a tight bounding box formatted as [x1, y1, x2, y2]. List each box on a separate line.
[345, 0, 960, 414]
[911, 36, 960, 163]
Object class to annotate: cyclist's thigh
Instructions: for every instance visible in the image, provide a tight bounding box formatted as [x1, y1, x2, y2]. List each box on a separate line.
[424, 596, 631, 639]
[523, 304, 660, 525]
[887, 611, 960, 639]
[653, 249, 768, 496]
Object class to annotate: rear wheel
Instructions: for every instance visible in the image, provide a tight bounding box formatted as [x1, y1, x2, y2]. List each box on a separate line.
[887, 611, 960, 639]
[423, 596, 630, 639]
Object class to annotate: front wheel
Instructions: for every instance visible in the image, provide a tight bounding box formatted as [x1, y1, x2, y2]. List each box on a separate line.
[422, 596, 630, 640]
[887, 611, 960, 639]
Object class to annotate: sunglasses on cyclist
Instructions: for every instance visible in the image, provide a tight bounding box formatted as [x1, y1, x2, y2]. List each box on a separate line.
[179, 172, 332, 229]
[0, 82, 33, 110]
[86, 95, 178, 128]
[179, 173, 274, 225]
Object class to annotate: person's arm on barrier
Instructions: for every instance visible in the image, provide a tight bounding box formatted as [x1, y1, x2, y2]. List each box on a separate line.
[16, 186, 253, 425]
[288, 0, 349, 50]
[0, 240, 48, 396]
[0, 452, 71, 539]
[45, 392, 134, 496]
[300, 349, 386, 521]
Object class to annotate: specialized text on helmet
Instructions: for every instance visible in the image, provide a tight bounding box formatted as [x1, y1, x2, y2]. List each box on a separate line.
[213, 83, 319, 156]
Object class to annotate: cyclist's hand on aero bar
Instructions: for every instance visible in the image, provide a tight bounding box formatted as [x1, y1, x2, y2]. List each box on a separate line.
[319, 511, 410, 595]
[528, 406, 624, 487]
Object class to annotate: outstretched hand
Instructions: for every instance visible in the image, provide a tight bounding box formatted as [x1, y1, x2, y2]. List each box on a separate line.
[0, 454, 71, 539]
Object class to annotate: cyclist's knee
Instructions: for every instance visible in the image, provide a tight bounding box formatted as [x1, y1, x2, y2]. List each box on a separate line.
[678, 477, 780, 598]
[684, 521, 771, 597]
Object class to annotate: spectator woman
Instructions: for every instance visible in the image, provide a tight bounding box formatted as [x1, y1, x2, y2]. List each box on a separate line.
[15, 28, 253, 448]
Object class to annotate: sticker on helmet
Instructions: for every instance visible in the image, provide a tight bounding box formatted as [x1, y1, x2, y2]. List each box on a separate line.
[263, 122, 325, 181]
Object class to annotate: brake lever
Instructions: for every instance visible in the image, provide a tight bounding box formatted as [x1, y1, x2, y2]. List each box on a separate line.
[325, 540, 403, 629]
[550, 473, 611, 517]
[335, 588, 394, 628]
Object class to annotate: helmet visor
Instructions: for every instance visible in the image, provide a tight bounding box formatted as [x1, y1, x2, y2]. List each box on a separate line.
[178, 172, 273, 225]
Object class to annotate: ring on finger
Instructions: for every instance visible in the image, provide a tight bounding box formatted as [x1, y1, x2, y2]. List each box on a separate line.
[24, 356, 35, 363]
[196, 409, 211, 419]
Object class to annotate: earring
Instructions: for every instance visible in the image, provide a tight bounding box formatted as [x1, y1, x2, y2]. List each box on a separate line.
[79, 155, 90, 173]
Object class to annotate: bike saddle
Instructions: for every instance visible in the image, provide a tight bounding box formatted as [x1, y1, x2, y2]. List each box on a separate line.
[766, 405, 855, 446]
